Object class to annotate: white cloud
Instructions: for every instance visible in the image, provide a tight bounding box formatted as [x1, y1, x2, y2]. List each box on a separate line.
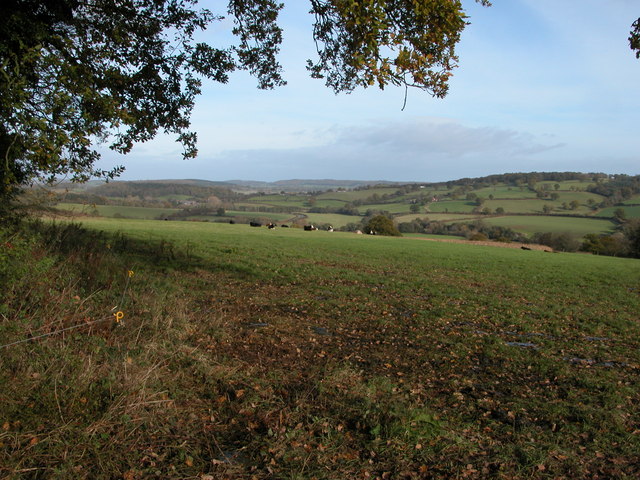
[202, 119, 566, 182]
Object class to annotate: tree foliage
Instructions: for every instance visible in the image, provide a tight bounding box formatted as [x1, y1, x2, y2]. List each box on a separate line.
[1, 0, 490, 204]
[307, 0, 491, 94]
[365, 214, 401, 236]
[631, 17, 640, 58]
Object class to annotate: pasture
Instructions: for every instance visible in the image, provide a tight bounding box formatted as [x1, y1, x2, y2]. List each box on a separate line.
[482, 199, 599, 216]
[473, 185, 541, 199]
[304, 212, 360, 228]
[622, 195, 640, 205]
[361, 202, 414, 214]
[55, 202, 179, 219]
[426, 200, 477, 213]
[484, 215, 617, 236]
[316, 187, 402, 202]
[597, 205, 640, 219]
[395, 213, 482, 223]
[2, 218, 639, 478]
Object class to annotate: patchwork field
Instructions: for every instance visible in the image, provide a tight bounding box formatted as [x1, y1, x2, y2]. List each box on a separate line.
[597, 205, 640, 219]
[2, 218, 639, 478]
[484, 215, 617, 236]
[56, 202, 180, 219]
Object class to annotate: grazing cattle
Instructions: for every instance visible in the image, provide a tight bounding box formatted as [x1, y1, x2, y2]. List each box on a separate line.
[521, 246, 532, 251]
[229, 219, 235, 224]
[304, 225, 317, 231]
[327, 225, 334, 232]
[356, 230, 363, 235]
[281, 224, 289, 228]
[267, 223, 276, 229]
[249, 221, 262, 227]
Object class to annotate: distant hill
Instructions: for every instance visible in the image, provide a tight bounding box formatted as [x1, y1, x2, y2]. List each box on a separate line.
[223, 179, 402, 192]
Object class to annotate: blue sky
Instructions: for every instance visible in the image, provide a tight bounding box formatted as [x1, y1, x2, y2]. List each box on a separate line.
[97, 0, 640, 183]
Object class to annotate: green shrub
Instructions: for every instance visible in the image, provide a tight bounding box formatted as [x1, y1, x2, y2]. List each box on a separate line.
[364, 215, 401, 236]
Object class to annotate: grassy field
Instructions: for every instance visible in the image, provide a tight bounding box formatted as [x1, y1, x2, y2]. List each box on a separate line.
[622, 195, 640, 205]
[473, 186, 541, 199]
[395, 213, 617, 237]
[426, 200, 477, 213]
[304, 213, 361, 227]
[596, 205, 640, 219]
[483, 199, 599, 216]
[395, 213, 482, 223]
[223, 211, 294, 222]
[2, 218, 639, 479]
[244, 194, 309, 208]
[362, 202, 414, 214]
[484, 215, 616, 236]
[537, 180, 595, 190]
[55, 202, 180, 219]
[316, 187, 401, 202]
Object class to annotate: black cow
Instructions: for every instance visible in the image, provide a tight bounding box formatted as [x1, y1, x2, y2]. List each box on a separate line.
[249, 221, 262, 227]
[267, 223, 276, 229]
[304, 225, 317, 231]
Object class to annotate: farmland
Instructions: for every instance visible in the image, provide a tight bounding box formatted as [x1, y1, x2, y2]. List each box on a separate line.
[484, 216, 616, 236]
[2, 217, 639, 478]
[49, 174, 640, 252]
[56, 202, 180, 219]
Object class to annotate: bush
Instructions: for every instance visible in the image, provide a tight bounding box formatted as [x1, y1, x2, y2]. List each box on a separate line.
[364, 215, 401, 236]
[581, 233, 628, 257]
[468, 232, 488, 241]
[532, 232, 580, 252]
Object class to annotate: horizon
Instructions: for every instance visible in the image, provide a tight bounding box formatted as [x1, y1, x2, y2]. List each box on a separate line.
[76, 169, 626, 189]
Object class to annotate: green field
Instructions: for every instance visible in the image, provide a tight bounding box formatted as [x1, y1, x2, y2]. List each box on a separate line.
[622, 195, 640, 205]
[156, 194, 192, 201]
[317, 187, 401, 202]
[2, 217, 640, 478]
[56, 202, 180, 219]
[483, 199, 598, 215]
[304, 212, 361, 227]
[473, 185, 540, 199]
[537, 180, 595, 190]
[362, 202, 414, 214]
[484, 215, 616, 236]
[243, 194, 308, 208]
[596, 205, 640, 219]
[314, 199, 349, 209]
[395, 213, 482, 223]
[426, 200, 477, 213]
[188, 211, 294, 223]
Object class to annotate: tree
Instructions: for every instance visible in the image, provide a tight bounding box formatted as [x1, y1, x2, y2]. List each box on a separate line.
[614, 207, 627, 222]
[0, 0, 491, 205]
[624, 220, 640, 258]
[364, 215, 401, 236]
[631, 18, 640, 58]
[409, 203, 421, 214]
[542, 204, 553, 214]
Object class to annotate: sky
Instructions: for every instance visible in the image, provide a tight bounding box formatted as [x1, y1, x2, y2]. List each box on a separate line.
[96, 0, 640, 183]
